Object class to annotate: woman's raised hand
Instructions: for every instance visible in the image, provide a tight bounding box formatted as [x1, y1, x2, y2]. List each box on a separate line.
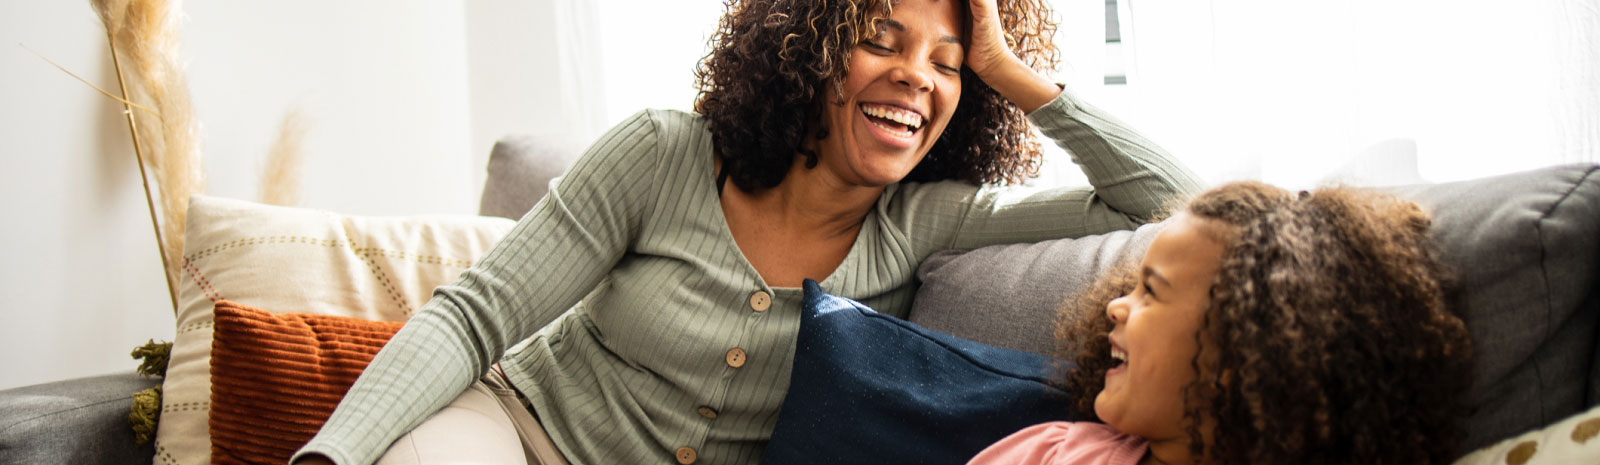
[964, 0, 1014, 79]
[965, 0, 1060, 113]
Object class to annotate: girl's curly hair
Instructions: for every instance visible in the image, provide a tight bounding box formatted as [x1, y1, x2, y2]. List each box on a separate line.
[693, 0, 1059, 192]
[1056, 182, 1474, 464]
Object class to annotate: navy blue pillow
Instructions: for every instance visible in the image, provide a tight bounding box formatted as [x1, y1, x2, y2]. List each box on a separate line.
[761, 280, 1084, 465]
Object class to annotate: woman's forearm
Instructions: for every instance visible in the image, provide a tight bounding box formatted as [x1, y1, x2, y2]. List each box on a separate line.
[978, 55, 1061, 114]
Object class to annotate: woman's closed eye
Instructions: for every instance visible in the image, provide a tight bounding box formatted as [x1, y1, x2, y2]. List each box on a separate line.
[861, 42, 961, 75]
[863, 41, 895, 54]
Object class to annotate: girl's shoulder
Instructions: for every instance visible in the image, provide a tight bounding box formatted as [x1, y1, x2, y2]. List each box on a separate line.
[967, 422, 1147, 465]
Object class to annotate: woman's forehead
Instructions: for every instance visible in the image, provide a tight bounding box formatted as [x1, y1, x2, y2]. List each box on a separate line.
[880, 0, 962, 22]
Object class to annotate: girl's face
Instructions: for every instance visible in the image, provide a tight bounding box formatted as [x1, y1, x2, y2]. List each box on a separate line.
[1095, 213, 1226, 448]
[813, 0, 965, 187]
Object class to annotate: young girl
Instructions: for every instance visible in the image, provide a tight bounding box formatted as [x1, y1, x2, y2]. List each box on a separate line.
[969, 182, 1474, 464]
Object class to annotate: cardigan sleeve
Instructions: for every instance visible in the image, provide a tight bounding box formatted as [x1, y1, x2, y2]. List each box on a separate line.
[292, 110, 667, 465]
[893, 87, 1204, 256]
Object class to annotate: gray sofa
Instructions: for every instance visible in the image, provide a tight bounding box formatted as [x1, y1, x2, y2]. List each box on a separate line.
[3, 133, 1595, 463]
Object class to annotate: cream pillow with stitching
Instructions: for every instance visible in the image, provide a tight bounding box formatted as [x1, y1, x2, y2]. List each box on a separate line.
[153, 195, 514, 465]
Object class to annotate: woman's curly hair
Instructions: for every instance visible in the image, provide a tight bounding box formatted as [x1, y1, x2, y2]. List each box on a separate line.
[1056, 182, 1474, 464]
[693, 0, 1059, 192]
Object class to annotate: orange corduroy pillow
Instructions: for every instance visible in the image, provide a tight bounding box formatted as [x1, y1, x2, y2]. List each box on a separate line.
[208, 300, 404, 465]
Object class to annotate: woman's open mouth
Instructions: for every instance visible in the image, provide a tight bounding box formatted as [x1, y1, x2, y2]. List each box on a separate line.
[859, 103, 924, 139]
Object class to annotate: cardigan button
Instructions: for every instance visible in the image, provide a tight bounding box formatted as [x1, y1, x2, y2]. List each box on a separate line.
[726, 348, 747, 368]
[676, 446, 698, 464]
[749, 291, 772, 312]
[697, 406, 719, 419]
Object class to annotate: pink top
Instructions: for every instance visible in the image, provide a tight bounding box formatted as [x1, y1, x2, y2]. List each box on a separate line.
[967, 422, 1148, 465]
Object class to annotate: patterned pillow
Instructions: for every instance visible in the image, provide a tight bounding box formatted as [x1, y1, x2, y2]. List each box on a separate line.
[1453, 404, 1600, 465]
[209, 301, 403, 465]
[155, 195, 513, 465]
[761, 280, 1083, 465]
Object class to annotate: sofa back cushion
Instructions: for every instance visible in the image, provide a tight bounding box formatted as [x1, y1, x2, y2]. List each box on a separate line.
[478, 135, 580, 219]
[912, 222, 1164, 357]
[1388, 164, 1600, 449]
[909, 164, 1600, 451]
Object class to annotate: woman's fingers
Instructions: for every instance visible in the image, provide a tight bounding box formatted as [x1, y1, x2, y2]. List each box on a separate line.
[963, 0, 1061, 112]
[965, 0, 1012, 77]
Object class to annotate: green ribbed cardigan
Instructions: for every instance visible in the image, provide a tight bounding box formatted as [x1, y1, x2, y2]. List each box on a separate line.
[296, 90, 1203, 465]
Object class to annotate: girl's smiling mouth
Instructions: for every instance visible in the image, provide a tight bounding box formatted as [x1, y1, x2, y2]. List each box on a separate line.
[1107, 337, 1129, 376]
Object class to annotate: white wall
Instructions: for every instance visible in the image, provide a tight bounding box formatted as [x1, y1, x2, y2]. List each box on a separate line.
[1, 1, 475, 390]
[464, 0, 605, 192]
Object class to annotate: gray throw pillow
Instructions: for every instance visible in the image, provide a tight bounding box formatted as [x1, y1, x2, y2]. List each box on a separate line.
[908, 164, 1600, 451]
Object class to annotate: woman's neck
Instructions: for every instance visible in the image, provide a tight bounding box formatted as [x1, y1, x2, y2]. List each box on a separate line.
[727, 155, 883, 237]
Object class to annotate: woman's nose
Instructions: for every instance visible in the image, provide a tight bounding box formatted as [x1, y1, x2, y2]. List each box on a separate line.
[889, 60, 934, 92]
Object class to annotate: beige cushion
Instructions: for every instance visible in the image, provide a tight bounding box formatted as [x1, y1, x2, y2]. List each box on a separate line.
[1454, 403, 1600, 465]
[153, 195, 514, 465]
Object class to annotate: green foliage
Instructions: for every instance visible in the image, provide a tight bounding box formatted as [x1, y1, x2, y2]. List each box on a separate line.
[130, 385, 162, 445]
[130, 339, 171, 378]
[128, 339, 172, 445]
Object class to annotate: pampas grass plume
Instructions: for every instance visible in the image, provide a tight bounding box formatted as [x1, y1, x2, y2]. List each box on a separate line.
[91, 0, 204, 305]
[260, 109, 307, 206]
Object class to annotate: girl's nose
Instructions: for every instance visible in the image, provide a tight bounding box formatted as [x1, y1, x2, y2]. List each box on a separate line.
[1106, 294, 1131, 324]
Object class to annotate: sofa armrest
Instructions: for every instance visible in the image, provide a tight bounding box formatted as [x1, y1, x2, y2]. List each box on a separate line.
[0, 373, 160, 465]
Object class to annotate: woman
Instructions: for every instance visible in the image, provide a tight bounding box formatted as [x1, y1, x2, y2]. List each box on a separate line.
[295, 0, 1202, 464]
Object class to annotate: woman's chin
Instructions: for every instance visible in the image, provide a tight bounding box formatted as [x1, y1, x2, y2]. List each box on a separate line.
[856, 165, 919, 186]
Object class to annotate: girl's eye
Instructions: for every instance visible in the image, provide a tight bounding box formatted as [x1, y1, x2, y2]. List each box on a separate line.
[864, 42, 894, 53]
[1141, 282, 1156, 299]
[934, 64, 960, 75]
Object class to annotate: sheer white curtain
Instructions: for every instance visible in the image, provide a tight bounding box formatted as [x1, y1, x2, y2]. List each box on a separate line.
[1095, 0, 1600, 188]
[593, 0, 726, 127]
[571, 0, 1598, 188]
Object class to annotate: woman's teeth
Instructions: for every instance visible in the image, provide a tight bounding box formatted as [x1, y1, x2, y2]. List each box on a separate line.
[1111, 347, 1127, 363]
[861, 104, 922, 137]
